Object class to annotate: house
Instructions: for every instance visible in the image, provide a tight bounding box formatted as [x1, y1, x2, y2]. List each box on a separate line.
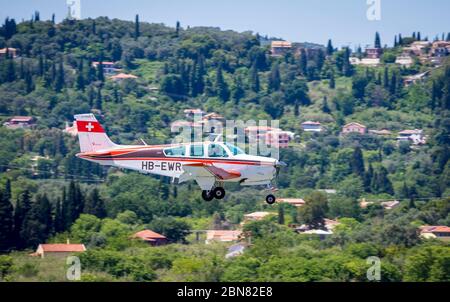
[202, 112, 225, 123]
[395, 55, 414, 67]
[403, 72, 429, 86]
[420, 226, 450, 241]
[407, 41, 431, 56]
[0, 47, 19, 58]
[92, 61, 118, 74]
[431, 41, 450, 57]
[205, 230, 242, 244]
[110, 73, 138, 82]
[184, 108, 205, 119]
[270, 41, 292, 57]
[225, 243, 248, 259]
[397, 129, 425, 145]
[349, 57, 381, 67]
[295, 218, 339, 234]
[132, 230, 168, 246]
[3, 116, 36, 129]
[277, 198, 306, 207]
[265, 130, 293, 148]
[243, 211, 273, 223]
[369, 129, 392, 136]
[33, 243, 86, 258]
[380, 200, 400, 210]
[366, 48, 383, 59]
[301, 121, 322, 132]
[63, 121, 78, 136]
[342, 122, 367, 135]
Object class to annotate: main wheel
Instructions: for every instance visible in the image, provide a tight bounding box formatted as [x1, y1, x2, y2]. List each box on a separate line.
[202, 190, 214, 201]
[266, 194, 276, 205]
[213, 187, 226, 199]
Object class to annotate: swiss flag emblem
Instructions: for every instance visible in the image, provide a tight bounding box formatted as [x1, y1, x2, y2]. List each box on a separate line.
[76, 121, 105, 133]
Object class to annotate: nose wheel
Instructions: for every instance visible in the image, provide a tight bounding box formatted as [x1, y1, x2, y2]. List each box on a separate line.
[265, 194, 276, 205]
[202, 187, 226, 201]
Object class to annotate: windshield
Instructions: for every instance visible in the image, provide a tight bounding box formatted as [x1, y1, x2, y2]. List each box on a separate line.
[225, 143, 245, 156]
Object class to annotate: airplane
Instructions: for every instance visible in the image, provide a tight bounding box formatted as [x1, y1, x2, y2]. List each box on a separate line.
[74, 113, 286, 204]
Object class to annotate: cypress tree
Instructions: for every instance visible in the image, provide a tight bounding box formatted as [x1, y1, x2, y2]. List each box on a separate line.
[371, 166, 394, 195]
[97, 61, 104, 82]
[394, 35, 398, 47]
[5, 58, 16, 82]
[95, 87, 102, 110]
[0, 190, 14, 252]
[278, 205, 285, 225]
[54, 59, 65, 92]
[250, 62, 260, 92]
[383, 67, 389, 89]
[84, 188, 107, 219]
[13, 190, 31, 249]
[51, 14, 55, 24]
[232, 75, 245, 102]
[329, 70, 335, 89]
[326, 39, 334, 56]
[134, 14, 140, 40]
[299, 49, 308, 76]
[364, 164, 374, 192]
[351, 147, 365, 177]
[38, 55, 44, 76]
[54, 198, 64, 233]
[20, 195, 52, 248]
[268, 62, 281, 92]
[322, 96, 331, 113]
[417, 32, 421, 41]
[5, 179, 11, 201]
[390, 71, 397, 95]
[215, 65, 229, 102]
[175, 21, 181, 37]
[374, 32, 381, 48]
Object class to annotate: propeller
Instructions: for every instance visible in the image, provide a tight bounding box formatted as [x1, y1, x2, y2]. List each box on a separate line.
[275, 160, 287, 177]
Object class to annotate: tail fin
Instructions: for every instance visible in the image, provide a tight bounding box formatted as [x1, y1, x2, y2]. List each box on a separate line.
[74, 114, 117, 152]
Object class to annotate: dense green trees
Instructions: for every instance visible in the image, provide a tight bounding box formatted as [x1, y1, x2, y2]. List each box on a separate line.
[0, 189, 14, 252]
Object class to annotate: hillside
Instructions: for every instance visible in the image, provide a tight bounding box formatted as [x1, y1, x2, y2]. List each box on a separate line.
[0, 16, 449, 282]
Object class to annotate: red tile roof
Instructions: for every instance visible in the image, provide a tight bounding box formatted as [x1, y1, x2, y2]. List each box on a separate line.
[133, 230, 166, 241]
[111, 73, 138, 80]
[420, 226, 450, 233]
[39, 244, 86, 252]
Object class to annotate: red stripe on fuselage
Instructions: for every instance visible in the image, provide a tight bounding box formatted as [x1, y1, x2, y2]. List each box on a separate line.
[78, 155, 268, 166]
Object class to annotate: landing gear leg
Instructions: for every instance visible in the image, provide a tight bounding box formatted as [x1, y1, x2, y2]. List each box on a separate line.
[202, 190, 214, 201]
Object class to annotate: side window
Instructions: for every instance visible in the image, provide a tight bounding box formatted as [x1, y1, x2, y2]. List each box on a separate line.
[164, 146, 186, 157]
[190, 144, 204, 157]
[208, 144, 228, 158]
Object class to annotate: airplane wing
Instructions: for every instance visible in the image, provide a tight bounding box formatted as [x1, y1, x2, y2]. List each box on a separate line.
[179, 163, 241, 190]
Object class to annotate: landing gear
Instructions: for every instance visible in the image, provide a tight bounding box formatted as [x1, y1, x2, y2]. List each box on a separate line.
[265, 194, 276, 205]
[213, 187, 225, 199]
[202, 190, 214, 201]
[202, 187, 226, 201]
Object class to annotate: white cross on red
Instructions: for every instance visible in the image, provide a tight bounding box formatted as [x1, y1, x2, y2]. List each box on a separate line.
[85, 122, 94, 132]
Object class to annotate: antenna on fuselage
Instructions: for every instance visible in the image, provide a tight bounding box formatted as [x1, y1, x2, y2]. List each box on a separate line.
[140, 138, 148, 146]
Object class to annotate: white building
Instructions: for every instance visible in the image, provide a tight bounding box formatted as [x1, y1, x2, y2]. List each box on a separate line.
[301, 121, 322, 132]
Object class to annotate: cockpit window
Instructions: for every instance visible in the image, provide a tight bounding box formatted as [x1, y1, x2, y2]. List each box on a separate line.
[164, 146, 186, 157]
[225, 143, 245, 155]
[190, 144, 204, 157]
[208, 144, 228, 158]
